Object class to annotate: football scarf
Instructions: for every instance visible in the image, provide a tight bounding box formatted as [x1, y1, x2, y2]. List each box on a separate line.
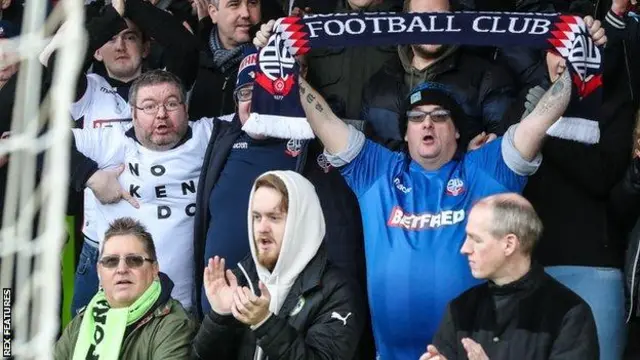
[242, 11, 603, 140]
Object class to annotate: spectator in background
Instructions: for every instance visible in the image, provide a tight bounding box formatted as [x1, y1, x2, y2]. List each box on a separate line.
[608, 117, 640, 359]
[361, 0, 514, 150]
[604, 0, 640, 107]
[192, 171, 364, 360]
[422, 194, 598, 360]
[192, 49, 366, 334]
[41, 0, 200, 317]
[54, 218, 197, 360]
[188, 0, 261, 118]
[501, 28, 633, 360]
[304, 0, 401, 120]
[457, 0, 555, 91]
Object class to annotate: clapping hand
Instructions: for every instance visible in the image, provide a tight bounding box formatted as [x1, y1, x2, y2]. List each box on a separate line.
[462, 338, 490, 360]
[231, 281, 272, 326]
[419, 345, 448, 360]
[204, 256, 238, 315]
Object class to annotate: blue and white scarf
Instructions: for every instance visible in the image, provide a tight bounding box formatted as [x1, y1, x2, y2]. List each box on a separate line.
[243, 11, 603, 140]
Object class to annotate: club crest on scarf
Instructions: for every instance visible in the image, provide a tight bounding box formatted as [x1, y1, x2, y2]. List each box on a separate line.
[255, 30, 297, 100]
[547, 16, 602, 99]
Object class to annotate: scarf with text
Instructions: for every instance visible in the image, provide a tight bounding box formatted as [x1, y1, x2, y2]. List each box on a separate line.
[72, 280, 161, 360]
[242, 11, 603, 140]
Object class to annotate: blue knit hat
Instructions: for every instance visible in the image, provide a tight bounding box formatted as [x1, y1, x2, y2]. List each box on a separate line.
[235, 46, 258, 92]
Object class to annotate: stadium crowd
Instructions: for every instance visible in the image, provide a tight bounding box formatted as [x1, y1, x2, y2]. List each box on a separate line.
[1, 0, 640, 359]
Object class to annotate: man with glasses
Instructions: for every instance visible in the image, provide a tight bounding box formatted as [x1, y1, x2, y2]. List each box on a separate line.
[72, 69, 214, 311]
[292, 71, 575, 359]
[55, 217, 197, 360]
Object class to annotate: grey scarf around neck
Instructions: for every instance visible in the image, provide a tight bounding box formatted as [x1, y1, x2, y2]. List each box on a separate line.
[209, 25, 250, 75]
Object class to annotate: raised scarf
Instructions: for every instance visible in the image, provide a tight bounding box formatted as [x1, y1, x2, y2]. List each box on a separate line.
[242, 11, 603, 140]
[71, 279, 161, 360]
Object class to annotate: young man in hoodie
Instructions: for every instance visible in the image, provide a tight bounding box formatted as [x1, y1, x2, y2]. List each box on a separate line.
[192, 170, 365, 360]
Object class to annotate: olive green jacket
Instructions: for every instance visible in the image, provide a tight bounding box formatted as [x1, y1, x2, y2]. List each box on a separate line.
[54, 299, 197, 360]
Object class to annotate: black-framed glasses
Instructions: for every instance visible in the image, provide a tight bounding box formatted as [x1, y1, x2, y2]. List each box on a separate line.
[99, 254, 155, 269]
[406, 109, 452, 123]
[235, 86, 253, 102]
[134, 100, 183, 115]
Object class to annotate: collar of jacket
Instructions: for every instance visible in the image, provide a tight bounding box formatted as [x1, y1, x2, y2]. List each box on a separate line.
[238, 245, 328, 314]
[487, 262, 544, 296]
[397, 44, 460, 85]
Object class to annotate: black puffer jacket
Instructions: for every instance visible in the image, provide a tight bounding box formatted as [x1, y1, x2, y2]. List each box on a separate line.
[191, 247, 365, 360]
[609, 156, 640, 323]
[361, 48, 514, 150]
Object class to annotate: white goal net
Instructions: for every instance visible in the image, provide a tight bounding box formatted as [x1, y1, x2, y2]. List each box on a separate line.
[0, 0, 86, 358]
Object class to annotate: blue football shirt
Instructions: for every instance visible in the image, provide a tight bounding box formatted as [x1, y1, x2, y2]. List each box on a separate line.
[340, 138, 527, 360]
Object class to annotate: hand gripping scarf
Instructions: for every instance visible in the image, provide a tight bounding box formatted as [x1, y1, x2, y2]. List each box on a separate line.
[242, 11, 603, 140]
[72, 279, 161, 360]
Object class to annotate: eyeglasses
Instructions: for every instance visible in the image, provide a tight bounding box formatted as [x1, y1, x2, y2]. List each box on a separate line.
[235, 86, 253, 102]
[98, 254, 155, 269]
[134, 100, 183, 115]
[406, 109, 452, 123]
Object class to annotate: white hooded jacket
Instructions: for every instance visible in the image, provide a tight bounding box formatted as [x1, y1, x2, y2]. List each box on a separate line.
[241, 170, 326, 316]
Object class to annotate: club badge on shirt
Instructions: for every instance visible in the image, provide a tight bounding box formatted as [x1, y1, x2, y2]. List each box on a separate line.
[286, 139, 302, 157]
[316, 153, 331, 173]
[446, 178, 465, 196]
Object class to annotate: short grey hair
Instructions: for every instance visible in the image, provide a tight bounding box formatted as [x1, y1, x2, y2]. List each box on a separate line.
[101, 217, 158, 260]
[481, 194, 543, 255]
[128, 69, 186, 106]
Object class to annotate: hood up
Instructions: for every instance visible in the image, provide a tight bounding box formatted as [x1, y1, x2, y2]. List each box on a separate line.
[245, 170, 326, 315]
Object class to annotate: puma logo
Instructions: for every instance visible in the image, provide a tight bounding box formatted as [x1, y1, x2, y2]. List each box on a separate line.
[331, 312, 352, 326]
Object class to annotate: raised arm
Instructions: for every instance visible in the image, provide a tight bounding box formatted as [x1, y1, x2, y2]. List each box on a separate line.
[512, 69, 572, 161]
[298, 77, 351, 155]
[512, 16, 606, 161]
[253, 20, 352, 155]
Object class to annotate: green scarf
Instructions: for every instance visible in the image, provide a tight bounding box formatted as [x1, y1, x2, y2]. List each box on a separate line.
[72, 280, 162, 360]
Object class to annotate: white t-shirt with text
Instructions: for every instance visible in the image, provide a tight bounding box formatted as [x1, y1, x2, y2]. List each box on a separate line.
[72, 118, 214, 309]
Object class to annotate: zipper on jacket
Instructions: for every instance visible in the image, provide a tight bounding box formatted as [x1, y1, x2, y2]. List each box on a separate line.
[238, 262, 256, 295]
[626, 238, 640, 323]
[219, 76, 230, 117]
[623, 41, 635, 101]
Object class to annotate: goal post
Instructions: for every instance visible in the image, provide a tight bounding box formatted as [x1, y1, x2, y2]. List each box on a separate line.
[0, 0, 86, 358]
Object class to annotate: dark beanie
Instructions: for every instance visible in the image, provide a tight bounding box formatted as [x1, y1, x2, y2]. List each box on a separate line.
[399, 82, 466, 138]
[235, 46, 258, 92]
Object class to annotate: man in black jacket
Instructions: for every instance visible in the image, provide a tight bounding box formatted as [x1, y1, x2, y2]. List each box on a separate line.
[192, 170, 364, 360]
[421, 193, 598, 360]
[188, 0, 262, 118]
[360, 0, 515, 150]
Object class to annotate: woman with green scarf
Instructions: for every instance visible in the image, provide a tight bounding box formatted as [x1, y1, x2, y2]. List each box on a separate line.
[55, 217, 197, 360]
